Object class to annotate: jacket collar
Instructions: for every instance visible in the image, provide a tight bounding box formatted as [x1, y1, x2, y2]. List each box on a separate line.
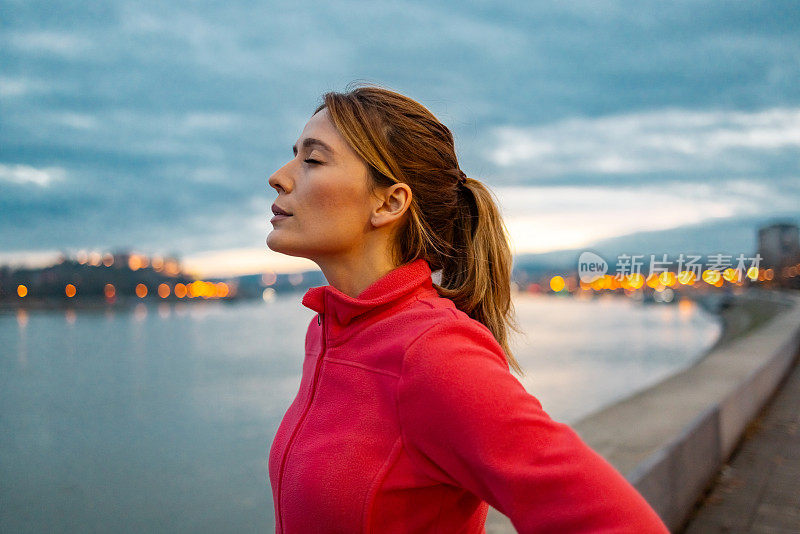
[301, 258, 433, 326]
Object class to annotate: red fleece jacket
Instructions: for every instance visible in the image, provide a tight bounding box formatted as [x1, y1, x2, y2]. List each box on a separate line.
[268, 258, 668, 533]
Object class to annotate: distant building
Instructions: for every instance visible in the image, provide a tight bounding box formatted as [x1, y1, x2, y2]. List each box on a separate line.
[758, 223, 800, 271]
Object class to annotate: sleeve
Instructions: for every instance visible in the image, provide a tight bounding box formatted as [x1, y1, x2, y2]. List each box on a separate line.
[397, 320, 669, 534]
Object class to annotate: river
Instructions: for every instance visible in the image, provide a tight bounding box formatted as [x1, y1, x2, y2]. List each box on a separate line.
[0, 293, 720, 532]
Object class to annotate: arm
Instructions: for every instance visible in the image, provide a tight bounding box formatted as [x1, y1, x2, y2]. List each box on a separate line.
[397, 320, 669, 533]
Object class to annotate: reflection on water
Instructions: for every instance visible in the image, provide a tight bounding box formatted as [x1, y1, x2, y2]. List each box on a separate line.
[0, 294, 719, 533]
[511, 295, 720, 423]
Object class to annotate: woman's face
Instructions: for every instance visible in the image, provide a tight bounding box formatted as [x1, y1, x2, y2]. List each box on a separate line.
[267, 108, 378, 262]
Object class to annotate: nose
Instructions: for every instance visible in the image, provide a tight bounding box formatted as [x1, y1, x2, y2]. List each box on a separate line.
[268, 160, 293, 194]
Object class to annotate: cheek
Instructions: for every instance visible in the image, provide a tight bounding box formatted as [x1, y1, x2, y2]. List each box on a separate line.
[305, 182, 370, 237]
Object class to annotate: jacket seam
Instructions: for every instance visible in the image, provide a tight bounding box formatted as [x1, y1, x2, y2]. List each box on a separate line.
[325, 357, 401, 378]
[362, 436, 403, 534]
[395, 322, 454, 486]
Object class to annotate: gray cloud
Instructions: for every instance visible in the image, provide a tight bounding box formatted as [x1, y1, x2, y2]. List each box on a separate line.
[1, 0, 799, 262]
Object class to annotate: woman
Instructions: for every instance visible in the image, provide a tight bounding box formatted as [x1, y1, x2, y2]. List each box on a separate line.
[266, 84, 668, 533]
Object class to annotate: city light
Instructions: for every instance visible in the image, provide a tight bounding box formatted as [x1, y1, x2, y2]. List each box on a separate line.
[17, 284, 28, 297]
[627, 273, 645, 290]
[65, 284, 76, 297]
[135, 283, 148, 298]
[216, 282, 229, 298]
[262, 271, 277, 286]
[104, 284, 116, 298]
[174, 283, 187, 298]
[722, 268, 739, 283]
[677, 271, 695, 285]
[157, 283, 171, 298]
[129, 255, 142, 271]
[659, 272, 677, 287]
[550, 275, 566, 292]
[702, 270, 721, 284]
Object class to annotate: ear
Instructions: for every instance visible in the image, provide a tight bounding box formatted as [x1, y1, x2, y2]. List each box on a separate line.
[371, 182, 412, 228]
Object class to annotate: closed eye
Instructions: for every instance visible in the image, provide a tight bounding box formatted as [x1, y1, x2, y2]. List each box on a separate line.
[304, 158, 322, 165]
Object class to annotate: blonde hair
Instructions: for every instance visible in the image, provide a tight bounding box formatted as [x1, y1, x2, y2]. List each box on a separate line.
[315, 83, 524, 375]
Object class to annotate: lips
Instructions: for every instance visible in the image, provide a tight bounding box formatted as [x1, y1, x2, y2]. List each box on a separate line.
[271, 204, 292, 216]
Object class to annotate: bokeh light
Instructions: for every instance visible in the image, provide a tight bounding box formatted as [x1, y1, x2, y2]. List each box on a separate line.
[550, 275, 566, 292]
[135, 283, 148, 298]
[158, 283, 171, 298]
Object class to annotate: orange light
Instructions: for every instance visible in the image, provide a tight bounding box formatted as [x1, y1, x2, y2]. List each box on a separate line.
[199, 281, 210, 298]
[164, 261, 180, 276]
[65, 284, 77, 297]
[627, 273, 644, 289]
[659, 272, 676, 287]
[104, 284, 116, 298]
[677, 271, 695, 285]
[722, 268, 739, 283]
[549, 276, 565, 292]
[129, 255, 142, 271]
[764, 269, 774, 281]
[158, 283, 170, 298]
[135, 283, 148, 298]
[702, 270, 721, 284]
[174, 283, 187, 298]
[17, 284, 28, 297]
[216, 282, 229, 298]
[102, 253, 114, 267]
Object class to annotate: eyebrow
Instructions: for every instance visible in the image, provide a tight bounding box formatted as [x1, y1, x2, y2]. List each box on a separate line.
[292, 137, 334, 156]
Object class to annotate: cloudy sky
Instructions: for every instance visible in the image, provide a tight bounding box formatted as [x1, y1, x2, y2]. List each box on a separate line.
[2, 0, 799, 275]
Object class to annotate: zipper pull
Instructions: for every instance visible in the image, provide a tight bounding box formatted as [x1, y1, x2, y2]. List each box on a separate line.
[317, 313, 322, 325]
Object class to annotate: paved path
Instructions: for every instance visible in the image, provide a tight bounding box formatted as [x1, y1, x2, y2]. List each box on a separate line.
[681, 352, 800, 533]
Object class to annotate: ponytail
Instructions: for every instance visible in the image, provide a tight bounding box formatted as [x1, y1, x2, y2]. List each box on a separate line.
[434, 177, 524, 375]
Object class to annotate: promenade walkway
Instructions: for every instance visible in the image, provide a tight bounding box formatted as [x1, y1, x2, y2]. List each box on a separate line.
[682, 350, 800, 533]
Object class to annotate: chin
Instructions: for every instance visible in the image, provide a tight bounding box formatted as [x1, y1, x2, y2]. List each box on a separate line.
[266, 233, 307, 259]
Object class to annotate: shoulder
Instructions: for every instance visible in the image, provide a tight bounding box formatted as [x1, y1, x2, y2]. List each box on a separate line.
[400, 310, 512, 388]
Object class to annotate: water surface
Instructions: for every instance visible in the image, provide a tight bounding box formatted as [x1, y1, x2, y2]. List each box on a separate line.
[0, 294, 720, 532]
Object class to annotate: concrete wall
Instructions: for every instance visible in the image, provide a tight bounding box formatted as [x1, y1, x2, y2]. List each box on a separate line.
[486, 290, 800, 533]
[623, 292, 800, 530]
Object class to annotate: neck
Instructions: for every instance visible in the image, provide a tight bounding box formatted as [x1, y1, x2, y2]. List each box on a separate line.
[315, 248, 399, 298]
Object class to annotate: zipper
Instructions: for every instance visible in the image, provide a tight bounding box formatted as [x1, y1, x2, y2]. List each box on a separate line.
[275, 311, 326, 533]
